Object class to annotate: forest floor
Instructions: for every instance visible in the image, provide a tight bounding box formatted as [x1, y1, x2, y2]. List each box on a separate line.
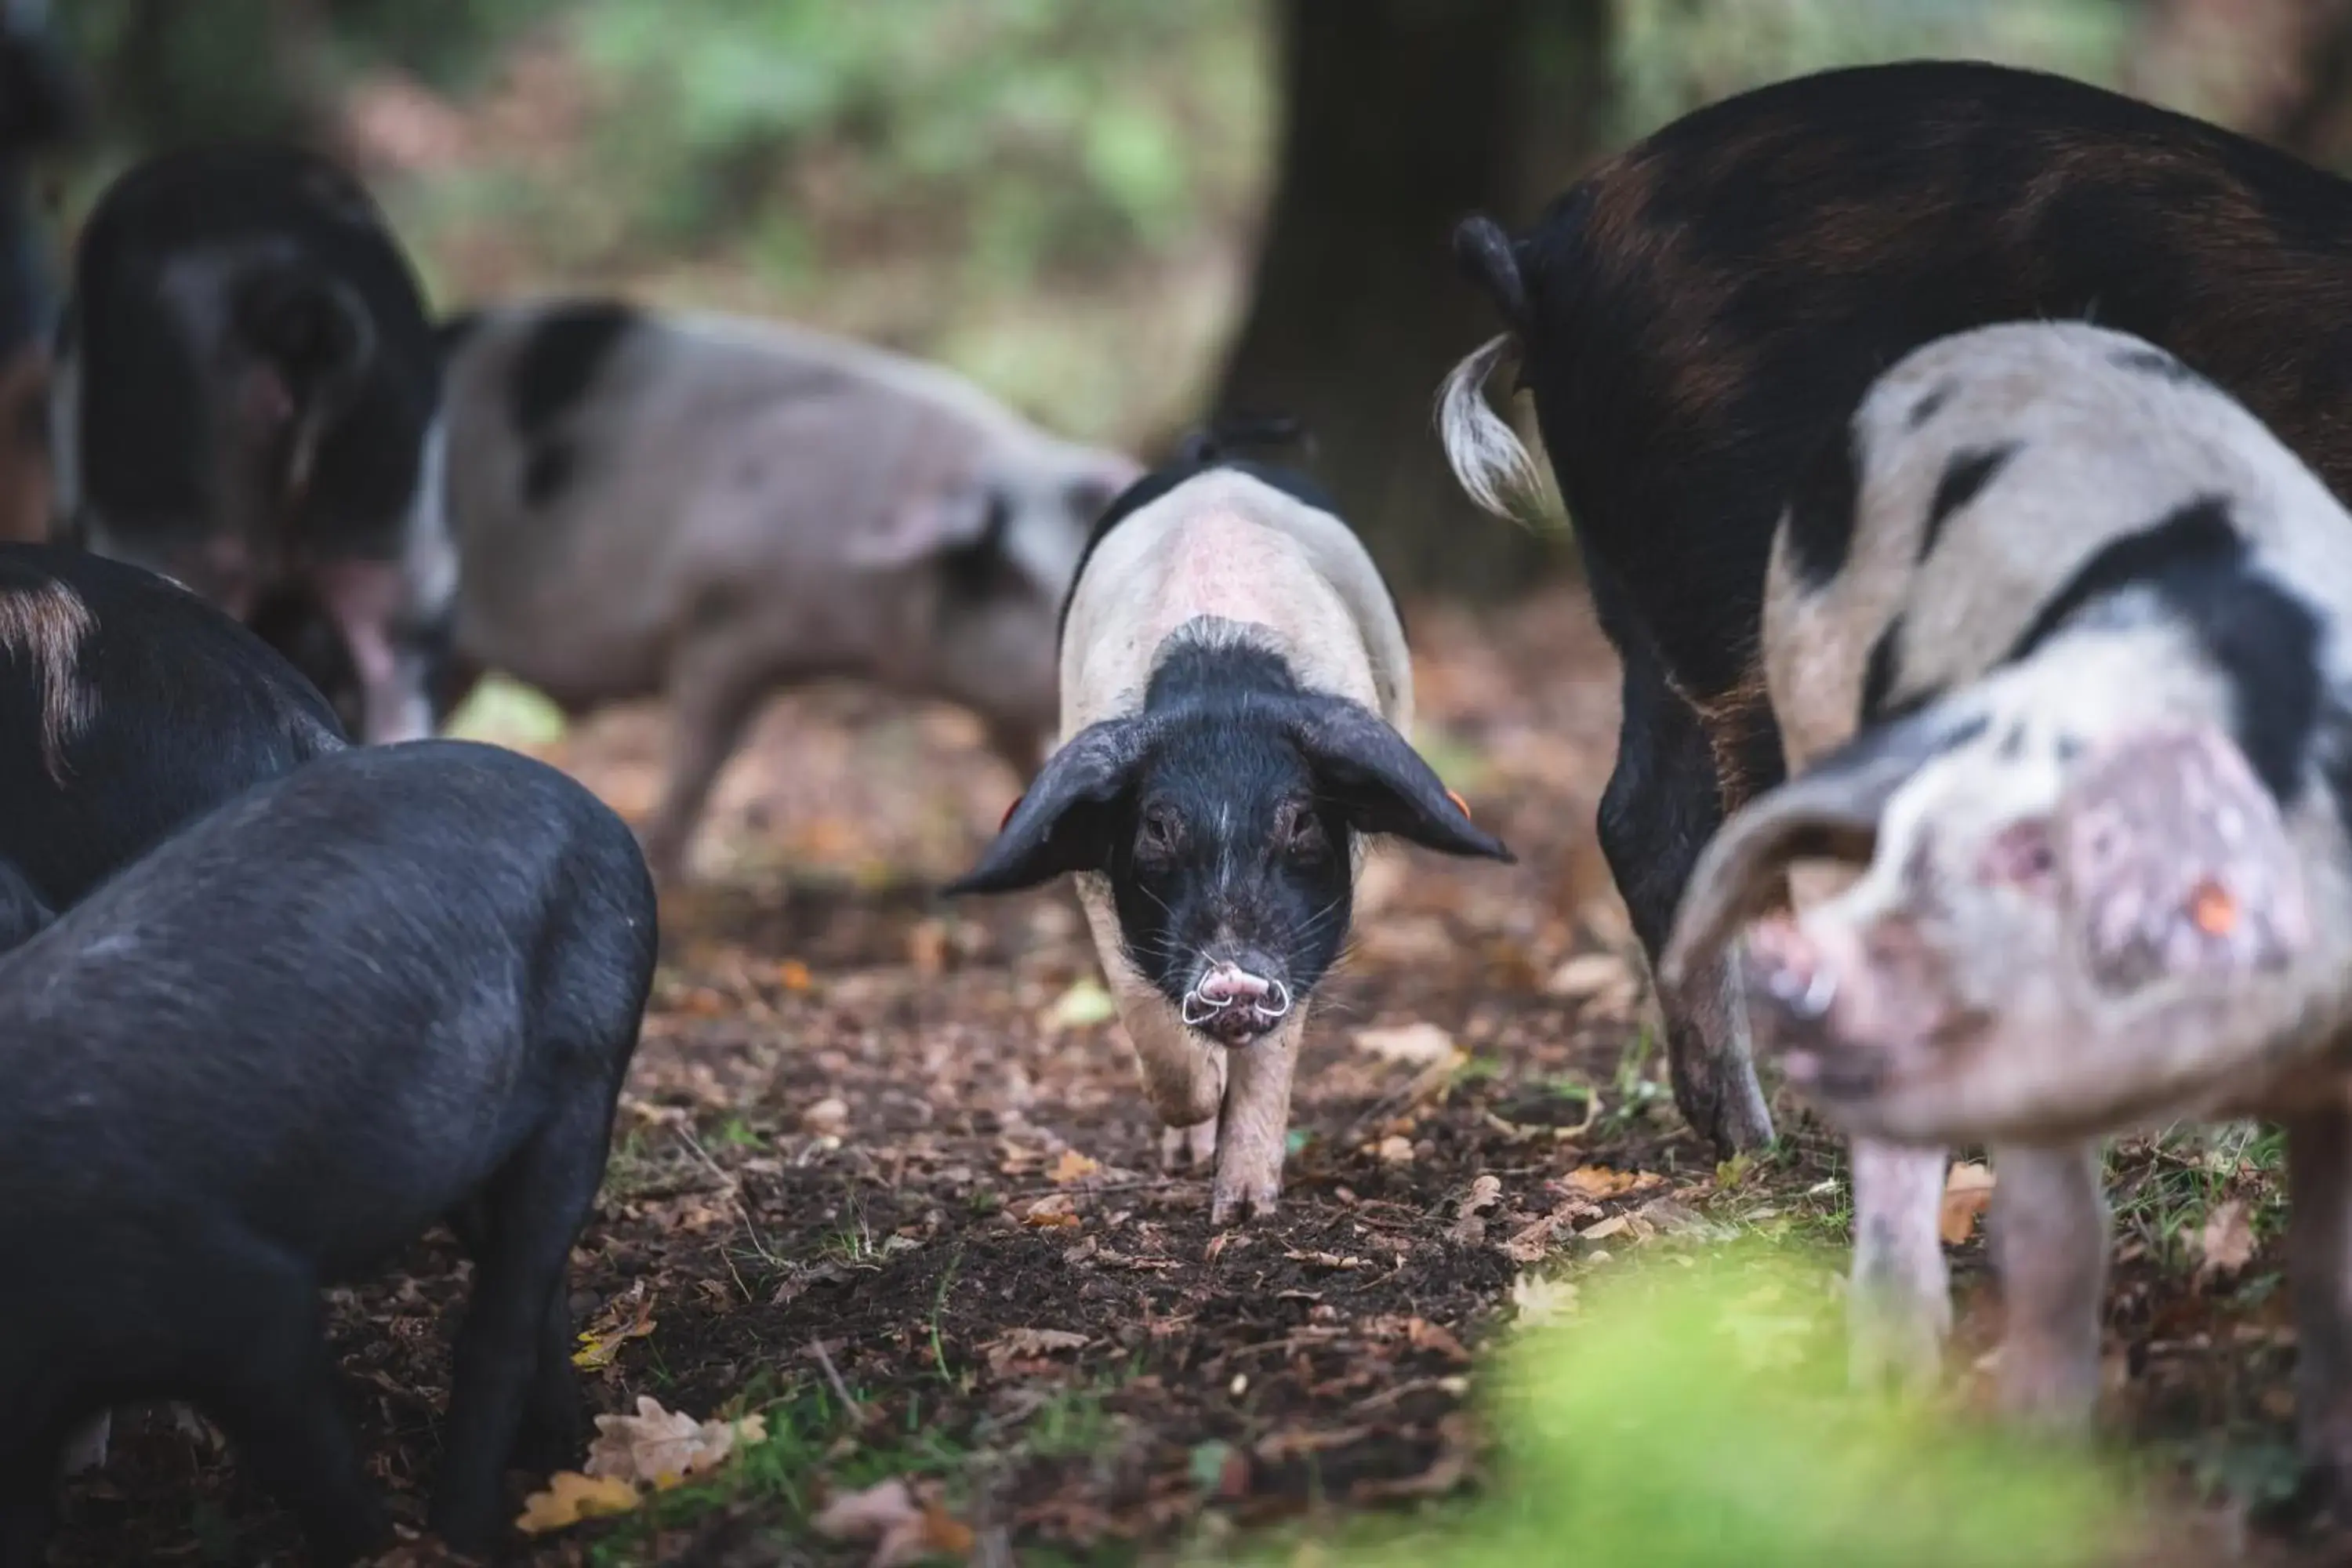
[46, 586, 2350, 1567]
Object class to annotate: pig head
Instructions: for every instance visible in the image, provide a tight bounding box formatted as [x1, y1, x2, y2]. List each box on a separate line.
[1663, 687, 2352, 1146]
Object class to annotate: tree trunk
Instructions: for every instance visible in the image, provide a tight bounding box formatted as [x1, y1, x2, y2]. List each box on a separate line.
[1214, 0, 1611, 600]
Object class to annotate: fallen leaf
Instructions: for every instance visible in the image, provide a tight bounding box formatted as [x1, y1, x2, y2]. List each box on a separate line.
[812, 1477, 975, 1567]
[1044, 977, 1117, 1032]
[1544, 952, 1628, 1000]
[906, 919, 949, 976]
[984, 1327, 1091, 1373]
[804, 1096, 850, 1136]
[1559, 1165, 1647, 1200]
[1050, 1149, 1102, 1185]
[1458, 1174, 1503, 1216]
[775, 959, 814, 993]
[1579, 1214, 1632, 1243]
[2198, 1199, 2257, 1280]
[1376, 1134, 1415, 1164]
[571, 1295, 656, 1370]
[1021, 1191, 1082, 1230]
[1939, 1162, 1998, 1247]
[1511, 1272, 1581, 1327]
[583, 1396, 766, 1489]
[514, 1471, 641, 1534]
[1353, 1022, 1457, 1066]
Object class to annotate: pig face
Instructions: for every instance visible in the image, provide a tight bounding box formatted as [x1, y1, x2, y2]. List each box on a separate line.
[947, 670, 1512, 1044]
[1664, 695, 2324, 1145]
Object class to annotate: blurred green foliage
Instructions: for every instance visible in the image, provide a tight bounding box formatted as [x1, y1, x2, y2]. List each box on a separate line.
[38, 0, 2153, 448]
[1221, 1246, 2136, 1568]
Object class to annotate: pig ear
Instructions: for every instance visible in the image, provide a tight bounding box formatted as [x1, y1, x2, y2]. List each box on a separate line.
[1661, 702, 1981, 994]
[2056, 722, 2311, 996]
[848, 481, 1006, 572]
[1284, 697, 1514, 862]
[943, 717, 1157, 895]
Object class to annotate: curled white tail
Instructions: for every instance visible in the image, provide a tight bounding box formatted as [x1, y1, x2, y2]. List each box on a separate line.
[1435, 334, 1543, 521]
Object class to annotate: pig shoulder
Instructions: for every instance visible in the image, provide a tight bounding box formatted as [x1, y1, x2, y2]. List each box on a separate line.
[1058, 468, 1410, 739]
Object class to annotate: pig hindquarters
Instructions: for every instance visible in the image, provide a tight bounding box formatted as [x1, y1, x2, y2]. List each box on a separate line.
[0, 739, 657, 1565]
[1661, 321, 2352, 1487]
[51, 143, 454, 746]
[435, 297, 1140, 880]
[949, 456, 1510, 1224]
[1438, 59, 2352, 1160]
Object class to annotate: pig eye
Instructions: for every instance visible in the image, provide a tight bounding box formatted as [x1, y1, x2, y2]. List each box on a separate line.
[1135, 805, 1182, 864]
[1275, 799, 1330, 862]
[1978, 818, 2057, 893]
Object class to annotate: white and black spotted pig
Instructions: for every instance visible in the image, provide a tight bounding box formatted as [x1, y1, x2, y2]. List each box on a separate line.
[434, 298, 1142, 882]
[948, 436, 1513, 1225]
[1661, 321, 2352, 1491]
[50, 145, 455, 746]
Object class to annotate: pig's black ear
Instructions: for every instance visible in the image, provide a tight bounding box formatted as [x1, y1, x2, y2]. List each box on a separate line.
[1662, 699, 1985, 994]
[1284, 696, 1513, 862]
[945, 717, 1157, 895]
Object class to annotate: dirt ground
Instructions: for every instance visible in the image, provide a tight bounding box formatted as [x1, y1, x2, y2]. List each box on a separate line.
[44, 586, 2352, 1566]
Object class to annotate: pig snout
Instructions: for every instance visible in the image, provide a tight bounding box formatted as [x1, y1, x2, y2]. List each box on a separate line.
[1182, 957, 1294, 1047]
[1739, 917, 1886, 1097]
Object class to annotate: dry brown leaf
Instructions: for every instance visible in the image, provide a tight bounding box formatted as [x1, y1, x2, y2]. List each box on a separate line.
[1353, 1022, 1458, 1066]
[811, 1477, 975, 1567]
[1559, 1165, 1646, 1200]
[1376, 1134, 1415, 1165]
[583, 1396, 766, 1489]
[804, 1097, 850, 1136]
[570, 1293, 656, 1370]
[1578, 1214, 1632, 1243]
[1049, 1149, 1101, 1185]
[984, 1327, 1090, 1373]
[514, 1470, 641, 1534]
[1544, 953, 1628, 1000]
[1939, 1162, 1997, 1246]
[775, 959, 814, 993]
[1458, 1174, 1503, 1216]
[2198, 1199, 2257, 1280]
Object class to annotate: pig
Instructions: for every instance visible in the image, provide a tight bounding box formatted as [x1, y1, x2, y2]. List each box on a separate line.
[434, 297, 1142, 881]
[50, 143, 456, 746]
[1436, 58, 2352, 1160]
[0, 542, 345, 915]
[946, 436, 1512, 1223]
[1656, 321, 2352, 1483]
[0, 738, 659, 1566]
[0, 0, 82, 544]
[0, 543, 349, 1476]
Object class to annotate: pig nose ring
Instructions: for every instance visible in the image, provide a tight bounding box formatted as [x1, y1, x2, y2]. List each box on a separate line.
[1793, 967, 1837, 1020]
[1181, 992, 1224, 1028]
[1252, 978, 1293, 1022]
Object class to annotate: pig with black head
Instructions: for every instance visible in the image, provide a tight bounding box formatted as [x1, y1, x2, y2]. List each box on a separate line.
[434, 298, 1141, 881]
[1662, 321, 2352, 1488]
[50, 143, 455, 746]
[949, 425, 1514, 1224]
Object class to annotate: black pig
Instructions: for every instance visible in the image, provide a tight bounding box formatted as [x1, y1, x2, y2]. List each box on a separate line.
[50, 143, 455, 745]
[1439, 59, 2352, 1156]
[0, 739, 657, 1565]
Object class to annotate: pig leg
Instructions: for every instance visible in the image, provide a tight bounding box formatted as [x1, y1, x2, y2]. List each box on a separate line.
[445, 1194, 585, 1472]
[1849, 1138, 1952, 1391]
[1987, 1140, 2107, 1429]
[1212, 1007, 1309, 1226]
[1079, 877, 1227, 1164]
[193, 1241, 387, 1566]
[643, 632, 775, 884]
[1595, 616, 1774, 1153]
[2285, 1094, 2352, 1504]
[430, 1103, 608, 1552]
[312, 559, 439, 746]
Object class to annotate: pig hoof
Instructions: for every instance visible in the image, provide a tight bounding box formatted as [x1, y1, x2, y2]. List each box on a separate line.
[1210, 1180, 1280, 1228]
[1847, 1299, 1951, 1395]
[1162, 1118, 1218, 1172]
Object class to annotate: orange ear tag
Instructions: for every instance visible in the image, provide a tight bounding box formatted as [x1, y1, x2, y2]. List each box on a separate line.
[1446, 789, 1472, 820]
[2189, 880, 2238, 937]
[1000, 793, 1025, 833]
